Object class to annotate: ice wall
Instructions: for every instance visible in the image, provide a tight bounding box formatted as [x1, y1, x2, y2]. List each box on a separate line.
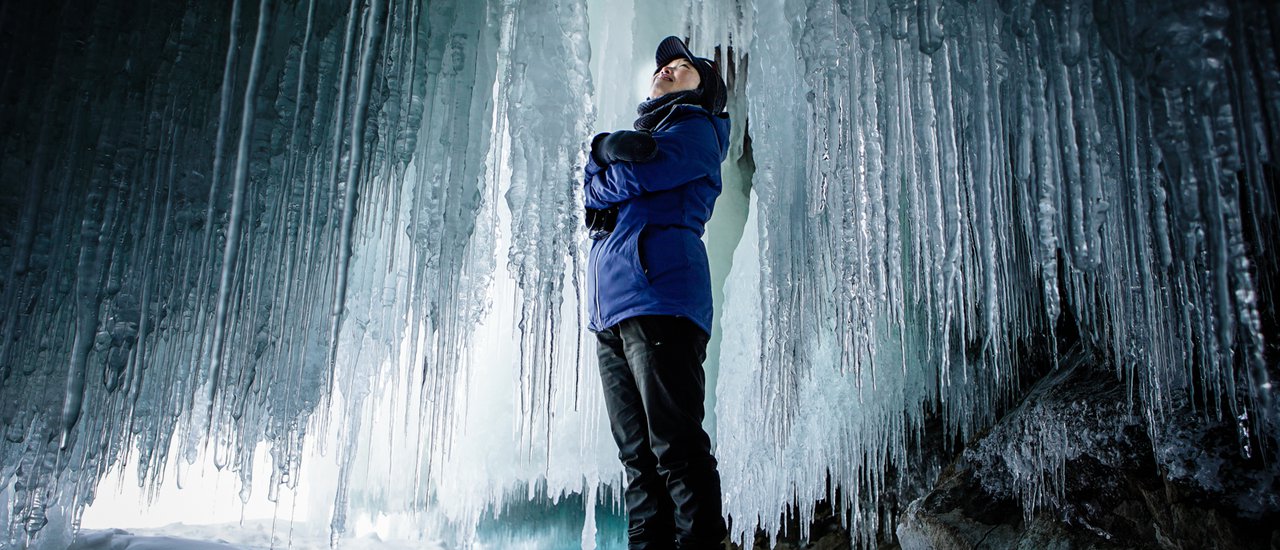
[0, 0, 1276, 548]
[715, 0, 1278, 545]
[0, 0, 514, 545]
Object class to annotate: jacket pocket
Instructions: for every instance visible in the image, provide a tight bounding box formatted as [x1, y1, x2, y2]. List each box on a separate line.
[597, 224, 650, 304]
[629, 223, 649, 285]
[638, 225, 695, 284]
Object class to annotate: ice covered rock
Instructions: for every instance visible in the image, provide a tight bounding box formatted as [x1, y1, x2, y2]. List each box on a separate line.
[897, 345, 1279, 550]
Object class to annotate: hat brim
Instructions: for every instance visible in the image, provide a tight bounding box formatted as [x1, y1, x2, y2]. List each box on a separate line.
[655, 36, 697, 68]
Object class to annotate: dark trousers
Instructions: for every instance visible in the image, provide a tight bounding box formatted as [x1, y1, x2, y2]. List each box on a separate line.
[596, 315, 727, 550]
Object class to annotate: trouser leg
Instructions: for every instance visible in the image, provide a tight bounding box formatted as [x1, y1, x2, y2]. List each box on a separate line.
[615, 316, 727, 550]
[598, 324, 676, 548]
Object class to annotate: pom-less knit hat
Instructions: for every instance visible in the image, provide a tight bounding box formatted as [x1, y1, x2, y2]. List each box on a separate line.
[654, 36, 727, 115]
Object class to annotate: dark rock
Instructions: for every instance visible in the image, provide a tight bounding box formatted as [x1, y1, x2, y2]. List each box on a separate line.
[727, 498, 852, 550]
[896, 345, 1279, 550]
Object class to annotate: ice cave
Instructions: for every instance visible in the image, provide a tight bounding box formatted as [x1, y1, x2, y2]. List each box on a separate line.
[0, 0, 1277, 548]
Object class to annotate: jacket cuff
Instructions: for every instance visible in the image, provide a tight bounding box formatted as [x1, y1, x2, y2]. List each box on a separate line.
[585, 156, 605, 179]
[583, 171, 610, 210]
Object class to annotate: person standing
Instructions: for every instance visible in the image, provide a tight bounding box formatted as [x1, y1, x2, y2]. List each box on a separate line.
[582, 36, 730, 550]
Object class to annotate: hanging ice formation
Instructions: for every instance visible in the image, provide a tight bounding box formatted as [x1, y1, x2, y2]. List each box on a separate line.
[0, 0, 1276, 547]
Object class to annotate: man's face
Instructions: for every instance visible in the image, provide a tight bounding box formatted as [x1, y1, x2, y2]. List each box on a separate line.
[649, 57, 702, 99]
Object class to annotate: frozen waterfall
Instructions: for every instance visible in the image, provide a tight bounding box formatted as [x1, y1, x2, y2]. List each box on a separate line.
[1, 0, 1276, 548]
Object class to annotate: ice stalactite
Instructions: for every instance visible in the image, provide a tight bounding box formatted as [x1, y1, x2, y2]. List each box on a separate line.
[495, 0, 594, 451]
[0, 0, 1277, 548]
[717, 0, 1278, 545]
[0, 0, 458, 545]
[324, 0, 515, 538]
[204, 0, 273, 439]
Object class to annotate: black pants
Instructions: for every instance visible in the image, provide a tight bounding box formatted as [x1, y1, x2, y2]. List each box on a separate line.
[596, 315, 727, 550]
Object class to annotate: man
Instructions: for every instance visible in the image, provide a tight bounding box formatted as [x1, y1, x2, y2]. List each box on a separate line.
[582, 36, 731, 550]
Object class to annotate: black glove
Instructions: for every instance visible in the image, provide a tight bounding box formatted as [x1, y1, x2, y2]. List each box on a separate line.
[590, 130, 658, 166]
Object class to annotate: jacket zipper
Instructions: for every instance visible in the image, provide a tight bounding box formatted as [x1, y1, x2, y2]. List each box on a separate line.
[592, 243, 602, 328]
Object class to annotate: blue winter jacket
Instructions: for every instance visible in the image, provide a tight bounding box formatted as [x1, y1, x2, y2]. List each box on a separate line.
[583, 105, 731, 335]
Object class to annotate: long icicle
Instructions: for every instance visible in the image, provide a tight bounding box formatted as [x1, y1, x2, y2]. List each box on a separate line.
[187, 0, 242, 417]
[327, 0, 386, 386]
[205, 0, 273, 431]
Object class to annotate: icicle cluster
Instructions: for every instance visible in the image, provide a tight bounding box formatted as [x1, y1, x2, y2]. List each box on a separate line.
[0, 0, 517, 544]
[716, 0, 1278, 545]
[0, 0, 1276, 548]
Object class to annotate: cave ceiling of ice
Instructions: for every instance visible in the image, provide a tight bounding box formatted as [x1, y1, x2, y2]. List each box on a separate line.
[0, 0, 1276, 547]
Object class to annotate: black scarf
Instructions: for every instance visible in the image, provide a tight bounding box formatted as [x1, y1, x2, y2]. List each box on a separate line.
[634, 90, 702, 132]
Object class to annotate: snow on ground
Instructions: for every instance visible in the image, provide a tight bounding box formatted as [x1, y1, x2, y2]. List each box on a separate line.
[69, 521, 441, 550]
[72, 444, 444, 550]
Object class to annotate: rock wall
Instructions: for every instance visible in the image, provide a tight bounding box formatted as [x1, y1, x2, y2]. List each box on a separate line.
[897, 345, 1279, 550]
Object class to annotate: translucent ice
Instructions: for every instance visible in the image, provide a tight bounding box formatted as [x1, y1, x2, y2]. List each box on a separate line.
[0, 0, 1275, 548]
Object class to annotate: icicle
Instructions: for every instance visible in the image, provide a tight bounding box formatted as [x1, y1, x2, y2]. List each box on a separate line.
[59, 92, 128, 449]
[0, 1, 1277, 547]
[1029, 28, 1059, 326]
[917, 0, 944, 55]
[206, 0, 273, 430]
[496, 0, 592, 449]
[329, 0, 386, 370]
[189, 0, 243, 414]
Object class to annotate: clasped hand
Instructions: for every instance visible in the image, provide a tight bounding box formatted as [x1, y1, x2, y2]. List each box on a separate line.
[590, 130, 657, 166]
[584, 130, 656, 240]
